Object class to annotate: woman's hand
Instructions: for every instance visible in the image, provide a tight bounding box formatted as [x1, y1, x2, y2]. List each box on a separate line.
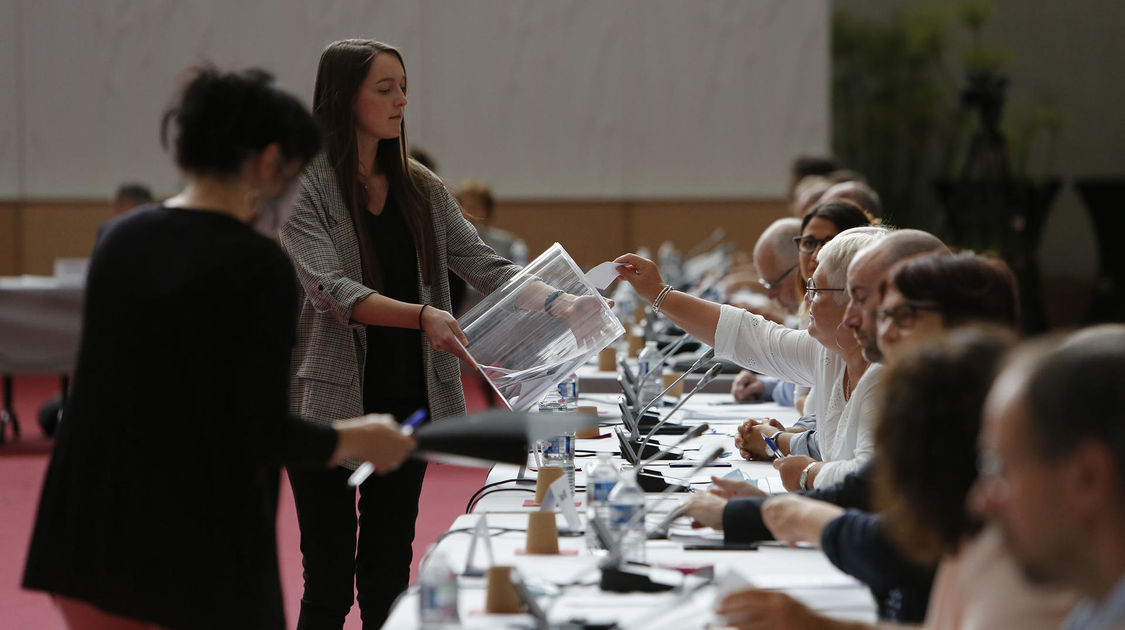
[612, 253, 666, 303]
[332, 414, 416, 472]
[682, 492, 728, 529]
[550, 293, 608, 347]
[731, 370, 766, 401]
[760, 495, 844, 546]
[419, 306, 473, 363]
[774, 455, 817, 491]
[708, 475, 768, 499]
[736, 418, 783, 460]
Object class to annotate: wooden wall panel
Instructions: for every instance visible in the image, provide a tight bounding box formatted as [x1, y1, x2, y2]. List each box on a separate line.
[490, 201, 629, 271]
[8, 198, 788, 278]
[19, 202, 111, 275]
[628, 200, 789, 257]
[0, 203, 19, 276]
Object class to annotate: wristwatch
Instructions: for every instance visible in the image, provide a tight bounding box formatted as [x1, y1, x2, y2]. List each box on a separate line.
[799, 461, 818, 491]
[544, 290, 563, 314]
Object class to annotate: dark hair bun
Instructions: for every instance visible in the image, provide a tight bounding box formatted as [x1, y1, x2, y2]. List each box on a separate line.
[161, 65, 320, 176]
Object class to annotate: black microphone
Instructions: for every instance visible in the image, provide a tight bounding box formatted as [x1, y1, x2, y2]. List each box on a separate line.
[636, 363, 723, 458]
[637, 423, 709, 469]
[629, 348, 715, 439]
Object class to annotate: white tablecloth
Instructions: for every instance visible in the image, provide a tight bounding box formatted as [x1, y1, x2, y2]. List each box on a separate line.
[383, 393, 876, 629]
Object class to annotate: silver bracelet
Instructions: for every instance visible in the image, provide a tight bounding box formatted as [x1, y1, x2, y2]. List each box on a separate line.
[651, 284, 673, 314]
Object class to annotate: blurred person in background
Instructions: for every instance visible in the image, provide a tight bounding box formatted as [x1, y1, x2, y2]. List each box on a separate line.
[973, 325, 1125, 630]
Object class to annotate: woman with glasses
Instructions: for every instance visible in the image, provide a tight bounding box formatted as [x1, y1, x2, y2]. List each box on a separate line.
[615, 226, 887, 491]
[877, 252, 1020, 363]
[795, 200, 875, 284]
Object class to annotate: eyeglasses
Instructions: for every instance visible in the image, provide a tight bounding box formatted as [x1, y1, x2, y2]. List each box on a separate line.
[875, 302, 943, 329]
[759, 264, 797, 291]
[793, 234, 835, 255]
[805, 277, 845, 302]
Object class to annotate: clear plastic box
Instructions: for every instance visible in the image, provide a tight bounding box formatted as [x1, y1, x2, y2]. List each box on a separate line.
[459, 243, 624, 411]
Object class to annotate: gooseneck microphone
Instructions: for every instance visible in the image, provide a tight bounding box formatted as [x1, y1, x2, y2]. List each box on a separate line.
[629, 348, 715, 439]
[636, 363, 722, 457]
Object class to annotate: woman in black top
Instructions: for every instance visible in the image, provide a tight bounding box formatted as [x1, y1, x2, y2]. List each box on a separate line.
[280, 39, 608, 629]
[21, 67, 415, 630]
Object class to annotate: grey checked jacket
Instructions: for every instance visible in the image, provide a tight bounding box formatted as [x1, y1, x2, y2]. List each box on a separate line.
[280, 153, 520, 430]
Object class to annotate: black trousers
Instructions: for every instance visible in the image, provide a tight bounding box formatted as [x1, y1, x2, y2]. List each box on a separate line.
[288, 458, 428, 630]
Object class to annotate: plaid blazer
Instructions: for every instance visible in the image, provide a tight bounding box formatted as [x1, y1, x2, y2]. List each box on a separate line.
[280, 153, 519, 430]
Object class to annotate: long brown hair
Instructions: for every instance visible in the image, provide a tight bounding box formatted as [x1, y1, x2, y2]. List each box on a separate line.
[312, 39, 438, 288]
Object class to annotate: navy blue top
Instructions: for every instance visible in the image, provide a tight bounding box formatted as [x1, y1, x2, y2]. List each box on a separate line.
[722, 462, 934, 622]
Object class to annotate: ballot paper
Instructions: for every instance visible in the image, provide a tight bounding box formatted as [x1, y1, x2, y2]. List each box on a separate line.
[584, 261, 624, 290]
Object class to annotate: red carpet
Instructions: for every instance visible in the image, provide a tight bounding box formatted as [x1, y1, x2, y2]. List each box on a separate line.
[0, 373, 491, 629]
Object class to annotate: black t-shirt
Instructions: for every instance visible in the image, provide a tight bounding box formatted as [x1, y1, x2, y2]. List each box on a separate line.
[361, 193, 428, 421]
[22, 205, 337, 630]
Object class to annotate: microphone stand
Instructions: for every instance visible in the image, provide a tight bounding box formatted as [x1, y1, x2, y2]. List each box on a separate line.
[633, 334, 689, 393]
[629, 348, 715, 440]
[636, 364, 722, 459]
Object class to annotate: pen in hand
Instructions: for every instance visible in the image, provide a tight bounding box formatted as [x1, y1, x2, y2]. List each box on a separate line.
[762, 433, 785, 460]
[347, 408, 428, 487]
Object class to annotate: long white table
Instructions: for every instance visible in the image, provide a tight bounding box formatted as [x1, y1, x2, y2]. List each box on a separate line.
[384, 392, 876, 628]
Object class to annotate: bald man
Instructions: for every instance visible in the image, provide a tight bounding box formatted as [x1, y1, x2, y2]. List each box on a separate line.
[842, 230, 949, 363]
[731, 218, 803, 403]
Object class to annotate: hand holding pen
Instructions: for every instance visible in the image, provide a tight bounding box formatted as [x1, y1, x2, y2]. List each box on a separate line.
[762, 433, 785, 460]
[347, 409, 427, 487]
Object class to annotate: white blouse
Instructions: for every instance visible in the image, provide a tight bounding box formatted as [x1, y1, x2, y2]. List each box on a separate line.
[713, 304, 884, 488]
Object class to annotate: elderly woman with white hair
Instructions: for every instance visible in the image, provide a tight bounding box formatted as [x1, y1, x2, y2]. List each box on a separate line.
[614, 226, 886, 491]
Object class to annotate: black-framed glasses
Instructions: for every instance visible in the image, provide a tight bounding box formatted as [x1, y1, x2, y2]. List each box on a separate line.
[793, 234, 835, 255]
[875, 302, 943, 329]
[804, 277, 845, 301]
[759, 264, 797, 291]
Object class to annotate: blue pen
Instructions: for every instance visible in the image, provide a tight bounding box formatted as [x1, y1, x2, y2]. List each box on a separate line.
[762, 434, 784, 460]
[400, 408, 429, 436]
[348, 409, 428, 487]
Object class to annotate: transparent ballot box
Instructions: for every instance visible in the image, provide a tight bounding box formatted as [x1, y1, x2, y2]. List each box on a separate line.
[458, 243, 624, 411]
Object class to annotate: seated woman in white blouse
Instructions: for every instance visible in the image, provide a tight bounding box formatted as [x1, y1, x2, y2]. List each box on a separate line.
[614, 226, 886, 490]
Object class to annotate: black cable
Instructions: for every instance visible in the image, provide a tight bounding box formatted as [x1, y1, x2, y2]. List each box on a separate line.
[467, 487, 535, 513]
[464, 478, 532, 514]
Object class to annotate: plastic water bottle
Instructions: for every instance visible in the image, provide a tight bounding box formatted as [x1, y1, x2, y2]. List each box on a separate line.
[510, 239, 528, 267]
[585, 453, 619, 551]
[607, 467, 646, 563]
[418, 551, 459, 628]
[537, 386, 564, 413]
[637, 340, 664, 407]
[612, 281, 635, 327]
[543, 433, 576, 494]
[557, 372, 578, 411]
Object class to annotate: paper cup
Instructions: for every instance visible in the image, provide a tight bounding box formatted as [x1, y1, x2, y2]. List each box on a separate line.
[485, 566, 523, 614]
[534, 466, 564, 504]
[575, 406, 601, 439]
[663, 372, 685, 398]
[598, 346, 617, 371]
[628, 333, 644, 358]
[525, 511, 560, 554]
